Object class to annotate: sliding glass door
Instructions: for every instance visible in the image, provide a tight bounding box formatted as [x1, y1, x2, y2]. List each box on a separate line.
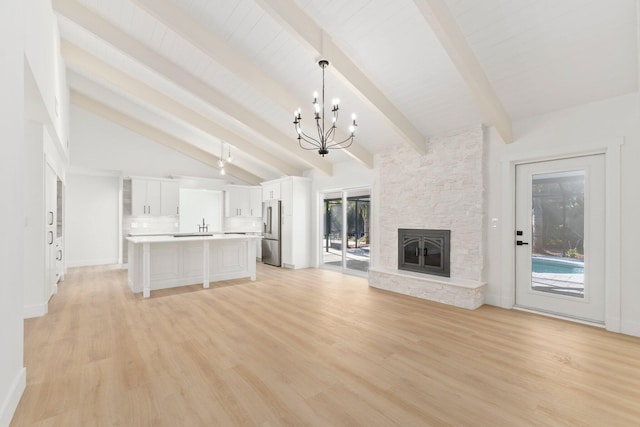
[322, 192, 344, 268]
[321, 188, 370, 274]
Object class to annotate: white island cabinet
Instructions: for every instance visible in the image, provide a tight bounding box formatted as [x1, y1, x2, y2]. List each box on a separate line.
[127, 234, 260, 297]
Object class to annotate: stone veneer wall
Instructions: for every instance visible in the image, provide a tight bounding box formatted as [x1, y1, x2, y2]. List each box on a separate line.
[374, 125, 486, 282]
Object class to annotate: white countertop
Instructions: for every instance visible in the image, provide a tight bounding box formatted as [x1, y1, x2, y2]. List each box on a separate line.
[126, 233, 262, 244]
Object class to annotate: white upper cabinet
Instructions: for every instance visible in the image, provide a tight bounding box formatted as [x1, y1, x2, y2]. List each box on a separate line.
[132, 179, 160, 216]
[226, 185, 262, 217]
[132, 178, 179, 216]
[249, 187, 262, 217]
[262, 181, 281, 200]
[226, 186, 249, 217]
[160, 181, 180, 216]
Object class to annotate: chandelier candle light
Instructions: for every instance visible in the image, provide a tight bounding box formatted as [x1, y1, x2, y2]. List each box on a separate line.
[293, 59, 357, 156]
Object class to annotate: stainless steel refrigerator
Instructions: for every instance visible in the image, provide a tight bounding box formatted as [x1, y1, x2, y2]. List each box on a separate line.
[262, 199, 281, 266]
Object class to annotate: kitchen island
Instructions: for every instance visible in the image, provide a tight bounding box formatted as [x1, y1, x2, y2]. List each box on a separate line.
[126, 233, 261, 297]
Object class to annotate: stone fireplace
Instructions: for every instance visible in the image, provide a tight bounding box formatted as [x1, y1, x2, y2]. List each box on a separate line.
[368, 126, 487, 309]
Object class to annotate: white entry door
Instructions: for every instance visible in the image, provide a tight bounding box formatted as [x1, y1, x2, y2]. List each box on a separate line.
[515, 155, 605, 323]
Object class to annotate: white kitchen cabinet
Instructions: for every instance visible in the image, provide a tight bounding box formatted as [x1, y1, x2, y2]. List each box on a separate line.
[250, 187, 262, 217]
[132, 178, 161, 216]
[262, 181, 281, 201]
[226, 185, 262, 217]
[160, 181, 180, 216]
[226, 186, 249, 217]
[45, 164, 57, 298]
[261, 177, 311, 269]
[55, 237, 64, 283]
[132, 178, 179, 216]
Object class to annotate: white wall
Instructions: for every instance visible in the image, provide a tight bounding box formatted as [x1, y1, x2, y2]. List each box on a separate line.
[23, 122, 46, 317]
[485, 92, 640, 335]
[70, 107, 220, 179]
[308, 161, 375, 267]
[66, 174, 120, 267]
[0, 1, 26, 425]
[179, 189, 224, 233]
[24, 0, 69, 154]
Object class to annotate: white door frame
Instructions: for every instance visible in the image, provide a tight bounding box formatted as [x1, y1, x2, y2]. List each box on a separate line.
[499, 138, 622, 332]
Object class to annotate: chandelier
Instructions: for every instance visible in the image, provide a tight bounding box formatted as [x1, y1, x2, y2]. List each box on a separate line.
[293, 59, 357, 156]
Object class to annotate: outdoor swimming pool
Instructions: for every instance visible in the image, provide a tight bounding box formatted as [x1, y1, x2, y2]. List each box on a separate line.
[532, 257, 584, 274]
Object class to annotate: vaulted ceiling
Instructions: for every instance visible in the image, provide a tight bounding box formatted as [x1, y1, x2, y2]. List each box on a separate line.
[53, 0, 639, 184]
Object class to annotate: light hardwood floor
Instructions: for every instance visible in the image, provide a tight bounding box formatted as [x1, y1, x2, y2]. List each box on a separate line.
[11, 264, 640, 426]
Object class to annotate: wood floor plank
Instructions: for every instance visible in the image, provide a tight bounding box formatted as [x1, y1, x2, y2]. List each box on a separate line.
[10, 264, 640, 426]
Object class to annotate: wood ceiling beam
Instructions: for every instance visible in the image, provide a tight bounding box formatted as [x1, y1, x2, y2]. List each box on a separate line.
[412, 0, 513, 143]
[52, 0, 333, 175]
[61, 40, 302, 177]
[129, 0, 373, 168]
[70, 90, 263, 184]
[256, 0, 427, 155]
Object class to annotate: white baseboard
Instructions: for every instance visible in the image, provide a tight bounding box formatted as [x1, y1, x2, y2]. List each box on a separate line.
[0, 367, 26, 427]
[483, 293, 503, 307]
[620, 320, 640, 337]
[23, 303, 47, 319]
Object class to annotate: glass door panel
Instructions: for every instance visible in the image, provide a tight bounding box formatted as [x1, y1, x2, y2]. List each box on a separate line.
[322, 193, 343, 268]
[346, 190, 370, 272]
[402, 236, 421, 267]
[531, 171, 585, 298]
[423, 237, 443, 268]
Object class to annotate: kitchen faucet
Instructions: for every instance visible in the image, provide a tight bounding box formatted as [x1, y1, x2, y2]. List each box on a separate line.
[198, 217, 209, 232]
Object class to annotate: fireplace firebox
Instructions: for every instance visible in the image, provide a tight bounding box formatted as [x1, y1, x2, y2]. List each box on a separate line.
[398, 229, 450, 277]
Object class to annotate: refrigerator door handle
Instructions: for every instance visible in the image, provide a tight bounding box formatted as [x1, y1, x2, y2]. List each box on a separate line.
[267, 206, 272, 234]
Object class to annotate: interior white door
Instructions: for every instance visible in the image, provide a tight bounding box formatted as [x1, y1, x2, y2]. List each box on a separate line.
[515, 155, 605, 323]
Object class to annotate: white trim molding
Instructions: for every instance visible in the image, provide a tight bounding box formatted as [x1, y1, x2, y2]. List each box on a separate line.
[23, 303, 48, 319]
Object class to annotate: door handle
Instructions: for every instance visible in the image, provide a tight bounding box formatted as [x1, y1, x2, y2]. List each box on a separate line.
[48, 211, 54, 225]
[516, 240, 529, 246]
[423, 248, 428, 256]
[48, 231, 54, 245]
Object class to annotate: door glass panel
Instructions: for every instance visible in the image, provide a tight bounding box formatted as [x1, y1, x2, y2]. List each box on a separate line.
[531, 171, 585, 298]
[346, 191, 370, 272]
[402, 237, 421, 266]
[423, 238, 443, 268]
[322, 193, 343, 267]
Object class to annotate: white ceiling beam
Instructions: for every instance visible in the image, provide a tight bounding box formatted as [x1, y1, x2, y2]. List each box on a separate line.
[61, 40, 302, 177]
[129, 0, 373, 168]
[52, 0, 333, 175]
[256, 0, 427, 155]
[70, 90, 263, 184]
[412, 0, 513, 143]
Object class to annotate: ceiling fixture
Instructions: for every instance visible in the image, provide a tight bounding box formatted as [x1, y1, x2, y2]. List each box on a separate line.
[293, 59, 357, 157]
[218, 141, 232, 175]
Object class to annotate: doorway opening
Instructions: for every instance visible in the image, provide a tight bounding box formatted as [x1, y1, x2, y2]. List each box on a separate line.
[321, 188, 370, 274]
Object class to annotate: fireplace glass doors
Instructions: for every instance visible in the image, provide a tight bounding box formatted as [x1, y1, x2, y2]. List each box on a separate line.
[398, 229, 450, 277]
